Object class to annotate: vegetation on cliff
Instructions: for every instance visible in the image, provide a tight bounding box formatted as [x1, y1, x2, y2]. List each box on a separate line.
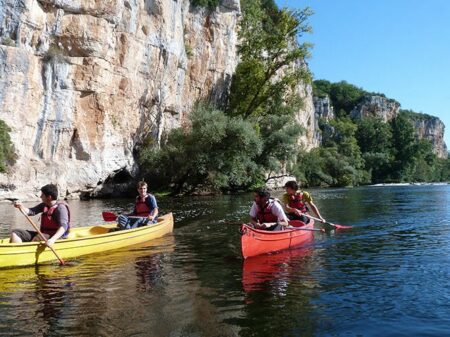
[0, 120, 16, 172]
[140, 0, 312, 193]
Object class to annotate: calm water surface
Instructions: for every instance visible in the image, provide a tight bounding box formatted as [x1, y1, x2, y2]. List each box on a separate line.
[1, 185, 450, 336]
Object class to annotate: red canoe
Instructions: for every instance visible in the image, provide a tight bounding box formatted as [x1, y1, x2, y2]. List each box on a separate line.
[240, 220, 315, 259]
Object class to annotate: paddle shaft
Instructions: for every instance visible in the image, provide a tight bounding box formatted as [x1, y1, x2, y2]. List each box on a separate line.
[302, 213, 349, 229]
[18, 207, 65, 265]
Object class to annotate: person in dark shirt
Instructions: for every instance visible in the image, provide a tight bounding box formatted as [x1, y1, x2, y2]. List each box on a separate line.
[117, 181, 158, 230]
[10, 184, 70, 246]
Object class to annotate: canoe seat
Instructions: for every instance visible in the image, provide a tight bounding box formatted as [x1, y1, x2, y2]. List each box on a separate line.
[67, 226, 111, 239]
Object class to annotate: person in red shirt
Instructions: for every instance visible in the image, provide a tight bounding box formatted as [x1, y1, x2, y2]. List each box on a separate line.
[10, 184, 70, 246]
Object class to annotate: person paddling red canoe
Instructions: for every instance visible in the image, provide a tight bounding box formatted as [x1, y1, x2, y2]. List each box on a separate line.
[249, 188, 289, 231]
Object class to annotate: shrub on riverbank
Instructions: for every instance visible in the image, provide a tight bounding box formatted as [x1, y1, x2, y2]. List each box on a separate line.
[139, 105, 264, 194]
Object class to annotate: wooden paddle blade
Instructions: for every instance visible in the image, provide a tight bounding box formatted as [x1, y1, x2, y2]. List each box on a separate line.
[102, 211, 117, 221]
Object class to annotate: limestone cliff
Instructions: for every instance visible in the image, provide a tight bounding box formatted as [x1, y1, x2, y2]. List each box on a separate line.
[313, 95, 334, 121]
[409, 114, 448, 159]
[350, 95, 400, 122]
[316, 94, 448, 159]
[0, 0, 246, 198]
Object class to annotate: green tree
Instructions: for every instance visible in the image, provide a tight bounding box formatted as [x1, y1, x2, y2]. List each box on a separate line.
[139, 105, 263, 193]
[389, 111, 418, 181]
[228, 0, 312, 119]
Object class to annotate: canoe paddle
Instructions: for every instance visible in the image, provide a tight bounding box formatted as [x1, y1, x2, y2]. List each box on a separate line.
[17, 206, 65, 265]
[303, 213, 352, 230]
[102, 211, 145, 222]
[102, 211, 118, 221]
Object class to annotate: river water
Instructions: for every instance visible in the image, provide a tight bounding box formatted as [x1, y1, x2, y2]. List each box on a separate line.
[0, 185, 449, 336]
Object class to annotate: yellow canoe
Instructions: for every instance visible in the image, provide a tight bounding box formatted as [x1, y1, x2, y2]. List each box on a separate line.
[0, 213, 174, 268]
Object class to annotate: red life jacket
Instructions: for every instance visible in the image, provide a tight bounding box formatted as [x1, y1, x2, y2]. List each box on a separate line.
[135, 194, 152, 216]
[288, 192, 308, 213]
[41, 202, 71, 236]
[256, 199, 279, 223]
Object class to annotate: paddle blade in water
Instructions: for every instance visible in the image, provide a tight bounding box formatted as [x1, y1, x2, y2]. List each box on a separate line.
[329, 223, 352, 230]
[102, 212, 117, 221]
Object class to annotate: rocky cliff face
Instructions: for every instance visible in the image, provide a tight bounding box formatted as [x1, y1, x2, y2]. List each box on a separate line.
[296, 81, 321, 151]
[313, 95, 334, 121]
[350, 95, 400, 122]
[0, 0, 247, 199]
[410, 115, 448, 159]
[326, 94, 448, 159]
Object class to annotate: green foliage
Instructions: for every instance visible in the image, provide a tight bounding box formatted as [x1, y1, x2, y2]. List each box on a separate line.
[226, 0, 312, 179]
[185, 43, 193, 58]
[1, 37, 15, 47]
[190, 0, 219, 8]
[295, 147, 369, 187]
[139, 105, 264, 193]
[228, 0, 312, 119]
[0, 120, 16, 172]
[312, 79, 331, 98]
[43, 44, 68, 64]
[400, 109, 435, 122]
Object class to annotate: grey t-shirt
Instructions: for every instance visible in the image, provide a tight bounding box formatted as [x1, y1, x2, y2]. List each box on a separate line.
[28, 202, 70, 235]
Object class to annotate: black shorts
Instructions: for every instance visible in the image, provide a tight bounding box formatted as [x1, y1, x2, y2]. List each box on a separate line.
[287, 213, 310, 224]
[11, 229, 39, 242]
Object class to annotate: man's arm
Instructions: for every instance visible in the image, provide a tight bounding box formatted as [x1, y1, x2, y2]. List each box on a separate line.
[13, 202, 44, 215]
[307, 201, 324, 222]
[147, 195, 158, 221]
[47, 226, 66, 247]
[249, 203, 260, 227]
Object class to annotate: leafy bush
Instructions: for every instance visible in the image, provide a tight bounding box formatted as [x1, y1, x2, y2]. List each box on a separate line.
[139, 105, 264, 193]
[43, 44, 68, 64]
[191, 0, 220, 8]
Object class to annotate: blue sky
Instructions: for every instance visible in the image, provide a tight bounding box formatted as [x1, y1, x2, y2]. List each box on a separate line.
[275, 0, 450, 145]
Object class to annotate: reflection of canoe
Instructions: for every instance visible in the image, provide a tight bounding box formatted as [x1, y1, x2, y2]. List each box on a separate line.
[242, 247, 313, 293]
[0, 235, 175, 293]
[0, 213, 174, 268]
[240, 219, 315, 259]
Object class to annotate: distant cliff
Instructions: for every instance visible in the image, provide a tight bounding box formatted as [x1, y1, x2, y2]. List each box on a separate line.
[315, 93, 448, 159]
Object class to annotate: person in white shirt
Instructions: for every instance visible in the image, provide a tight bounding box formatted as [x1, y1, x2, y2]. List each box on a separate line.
[249, 188, 289, 231]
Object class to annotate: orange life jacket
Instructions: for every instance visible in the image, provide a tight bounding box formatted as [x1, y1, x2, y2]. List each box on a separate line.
[288, 192, 308, 213]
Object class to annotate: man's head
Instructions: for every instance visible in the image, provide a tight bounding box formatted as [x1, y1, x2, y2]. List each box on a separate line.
[254, 188, 270, 206]
[137, 181, 148, 197]
[284, 180, 299, 195]
[40, 184, 58, 204]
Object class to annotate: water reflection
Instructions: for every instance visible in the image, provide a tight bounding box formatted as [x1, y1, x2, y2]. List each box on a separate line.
[1, 186, 450, 336]
[242, 245, 314, 294]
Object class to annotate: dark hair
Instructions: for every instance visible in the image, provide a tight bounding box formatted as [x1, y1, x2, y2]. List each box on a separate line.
[41, 184, 58, 200]
[254, 188, 270, 199]
[284, 180, 299, 190]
